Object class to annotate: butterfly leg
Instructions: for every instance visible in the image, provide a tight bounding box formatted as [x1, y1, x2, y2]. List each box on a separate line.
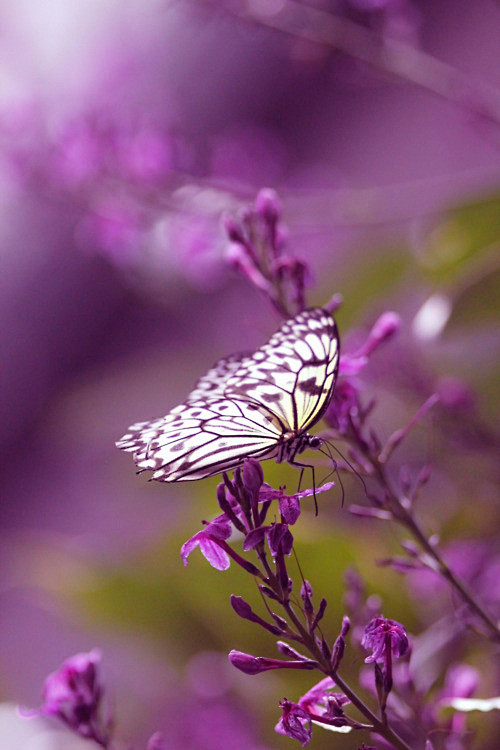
[289, 459, 318, 515]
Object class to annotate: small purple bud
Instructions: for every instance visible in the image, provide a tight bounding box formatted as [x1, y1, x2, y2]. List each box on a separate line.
[348, 505, 393, 520]
[242, 458, 264, 493]
[340, 615, 351, 637]
[301, 580, 314, 613]
[216, 482, 228, 509]
[271, 613, 288, 630]
[221, 213, 245, 244]
[229, 651, 316, 676]
[276, 642, 310, 660]
[360, 311, 401, 356]
[330, 635, 345, 672]
[379, 556, 421, 573]
[323, 293, 343, 314]
[254, 187, 282, 224]
[259, 584, 280, 601]
[228, 651, 268, 675]
[320, 637, 331, 661]
[311, 598, 327, 630]
[230, 596, 282, 635]
[230, 595, 254, 620]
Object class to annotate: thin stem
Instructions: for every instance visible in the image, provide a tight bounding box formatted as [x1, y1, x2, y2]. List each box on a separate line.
[330, 670, 410, 750]
[207, 0, 500, 129]
[370, 457, 500, 642]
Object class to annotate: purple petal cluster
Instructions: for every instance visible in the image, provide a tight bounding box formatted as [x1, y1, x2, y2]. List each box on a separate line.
[36, 650, 110, 747]
[223, 188, 312, 316]
[362, 617, 410, 664]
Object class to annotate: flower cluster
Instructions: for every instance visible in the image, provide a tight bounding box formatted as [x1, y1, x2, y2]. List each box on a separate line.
[180, 458, 415, 748]
[25, 650, 165, 750]
[222, 188, 312, 317]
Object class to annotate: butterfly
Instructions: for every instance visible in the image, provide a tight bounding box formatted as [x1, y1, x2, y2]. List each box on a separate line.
[116, 307, 340, 482]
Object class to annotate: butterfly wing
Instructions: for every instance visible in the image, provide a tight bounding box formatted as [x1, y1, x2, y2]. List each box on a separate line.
[117, 307, 339, 482]
[223, 308, 339, 433]
[186, 352, 253, 402]
[117, 397, 282, 481]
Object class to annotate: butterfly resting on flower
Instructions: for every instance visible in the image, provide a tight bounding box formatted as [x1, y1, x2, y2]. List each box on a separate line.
[117, 308, 339, 482]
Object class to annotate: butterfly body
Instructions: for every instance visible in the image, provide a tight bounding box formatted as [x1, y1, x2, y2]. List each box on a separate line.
[117, 308, 339, 481]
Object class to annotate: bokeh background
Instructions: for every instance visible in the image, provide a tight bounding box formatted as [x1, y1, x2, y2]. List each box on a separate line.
[1, 0, 499, 747]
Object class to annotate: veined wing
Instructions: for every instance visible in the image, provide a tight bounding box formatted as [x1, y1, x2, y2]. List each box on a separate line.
[222, 308, 339, 432]
[117, 397, 283, 481]
[186, 352, 253, 402]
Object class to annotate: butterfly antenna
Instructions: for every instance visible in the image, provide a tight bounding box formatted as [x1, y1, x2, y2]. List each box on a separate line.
[320, 439, 368, 498]
[318, 444, 345, 506]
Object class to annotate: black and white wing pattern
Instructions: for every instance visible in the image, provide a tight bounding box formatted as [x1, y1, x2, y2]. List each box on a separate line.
[117, 308, 339, 481]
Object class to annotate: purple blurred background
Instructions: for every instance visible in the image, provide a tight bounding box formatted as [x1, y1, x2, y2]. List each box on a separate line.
[1, 0, 499, 747]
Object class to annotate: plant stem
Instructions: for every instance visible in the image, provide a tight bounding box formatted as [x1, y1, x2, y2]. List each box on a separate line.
[371, 459, 500, 642]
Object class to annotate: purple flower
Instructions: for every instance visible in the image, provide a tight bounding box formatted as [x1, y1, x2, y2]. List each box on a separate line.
[36, 649, 110, 746]
[362, 617, 409, 663]
[276, 700, 312, 747]
[259, 482, 334, 525]
[298, 677, 350, 719]
[180, 517, 232, 570]
[275, 678, 351, 745]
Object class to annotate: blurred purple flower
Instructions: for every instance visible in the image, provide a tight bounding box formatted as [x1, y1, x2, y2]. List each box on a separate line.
[362, 617, 409, 663]
[441, 663, 480, 701]
[222, 188, 311, 315]
[338, 311, 401, 377]
[32, 649, 110, 747]
[118, 128, 173, 182]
